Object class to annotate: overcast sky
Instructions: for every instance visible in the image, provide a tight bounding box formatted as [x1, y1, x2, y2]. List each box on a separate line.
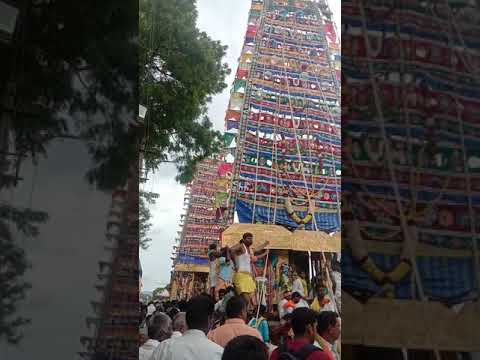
[1, 139, 115, 359]
[140, 0, 341, 292]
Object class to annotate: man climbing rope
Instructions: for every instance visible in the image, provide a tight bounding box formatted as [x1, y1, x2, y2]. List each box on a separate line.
[229, 232, 269, 311]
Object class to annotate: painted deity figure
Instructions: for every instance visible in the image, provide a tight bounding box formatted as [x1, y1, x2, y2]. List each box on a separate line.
[278, 262, 291, 291]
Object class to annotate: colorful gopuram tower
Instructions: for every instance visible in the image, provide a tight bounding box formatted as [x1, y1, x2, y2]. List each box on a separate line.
[79, 121, 142, 360]
[168, 0, 341, 303]
[225, 0, 341, 232]
[169, 158, 228, 300]
[342, 0, 480, 353]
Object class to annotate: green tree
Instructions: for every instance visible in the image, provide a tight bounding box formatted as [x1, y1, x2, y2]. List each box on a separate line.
[0, 204, 48, 344]
[139, 190, 159, 250]
[1, 0, 139, 191]
[140, 0, 230, 184]
[152, 286, 166, 300]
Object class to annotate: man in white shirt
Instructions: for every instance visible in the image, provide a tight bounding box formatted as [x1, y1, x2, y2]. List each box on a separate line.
[147, 302, 156, 317]
[320, 296, 336, 313]
[171, 312, 187, 338]
[316, 311, 341, 360]
[291, 291, 309, 309]
[149, 312, 187, 359]
[217, 286, 235, 314]
[140, 303, 148, 336]
[140, 338, 159, 360]
[278, 290, 291, 323]
[331, 261, 341, 313]
[139, 312, 172, 360]
[149, 295, 223, 360]
[291, 271, 308, 298]
[214, 289, 227, 312]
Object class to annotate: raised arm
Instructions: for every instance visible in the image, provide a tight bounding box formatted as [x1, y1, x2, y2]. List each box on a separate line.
[254, 249, 269, 259]
[254, 240, 270, 253]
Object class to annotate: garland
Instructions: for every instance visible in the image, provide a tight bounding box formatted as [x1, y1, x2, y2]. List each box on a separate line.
[285, 196, 313, 225]
[346, 217, 413, 293]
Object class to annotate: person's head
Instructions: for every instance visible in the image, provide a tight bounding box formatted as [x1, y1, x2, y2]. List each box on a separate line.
[218, 289, 227, 300]
[225, 286, 235, 295]
[167, 306, 180, 320]
[209, 243, 217, 251]
[154, 302, 164, 313]
[200, 291, 210, 298]
[172, 312, 187, 334]
[332, 260, 341, 272]
[315, 284, 328, 299]
[258, 304, 267, 317]
[148, 312, 172, 342]
[178, 300, 188, 312]
[140, 303, 148, 320]
[185, 295, 215, 333]
[283, 312, 293, 325]
[267, 306, 278, 321]
[241, 232, 253, 246]
[291, 291, 302, 304]
[283, 290, 292, 300]
[297, 270, 306, 279]
[317, 311, 341, 343]
[221, 335, 269, 360]
[290, 308, 318, 343]
[226, 295, 247, 321]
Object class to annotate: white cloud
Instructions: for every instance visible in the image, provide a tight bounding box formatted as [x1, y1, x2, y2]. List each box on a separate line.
[140, 165, 185, 291]
[196, 0, 251, 131]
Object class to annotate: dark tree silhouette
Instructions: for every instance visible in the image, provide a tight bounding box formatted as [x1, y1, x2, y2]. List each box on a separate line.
[0, 0, 138, 344]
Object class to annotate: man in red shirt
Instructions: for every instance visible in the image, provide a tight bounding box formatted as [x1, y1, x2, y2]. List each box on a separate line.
[270, 308, 330, 360]
[270, 313, 293, 346]
[316, 311, 341, 360]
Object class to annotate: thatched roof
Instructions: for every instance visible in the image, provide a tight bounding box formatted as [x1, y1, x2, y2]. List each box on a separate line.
[221, 223, 340, 252]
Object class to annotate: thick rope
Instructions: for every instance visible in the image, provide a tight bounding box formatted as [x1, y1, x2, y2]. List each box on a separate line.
[273, 97, 280, 223]
[241, 2, 278, 224]
[358, 0, 425, 300]
[358, 2, 443, 359]
[250, 19, 271, 223]
[443, 2, 480, 293]
[251, 115, 262, 223]
[290, 19, 330, 205]
[255, 250, 269, 324]
[277, 14, 319, 232]
[260, 22, 281, 225]
[445, 3, 480, 76]
[291, 7, 340, 311]
[309, 5, 342, 227]
[227, 6, 266, 224]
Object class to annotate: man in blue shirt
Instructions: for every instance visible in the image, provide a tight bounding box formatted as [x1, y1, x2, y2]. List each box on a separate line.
[248, 305, 270, 343]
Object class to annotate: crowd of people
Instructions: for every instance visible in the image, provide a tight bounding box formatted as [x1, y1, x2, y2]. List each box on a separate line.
[140, 294, 340, 360]
[139, 232, 341, 360]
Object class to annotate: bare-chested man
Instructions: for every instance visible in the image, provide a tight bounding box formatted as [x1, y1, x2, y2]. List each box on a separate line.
[229, 232, 269, 310]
